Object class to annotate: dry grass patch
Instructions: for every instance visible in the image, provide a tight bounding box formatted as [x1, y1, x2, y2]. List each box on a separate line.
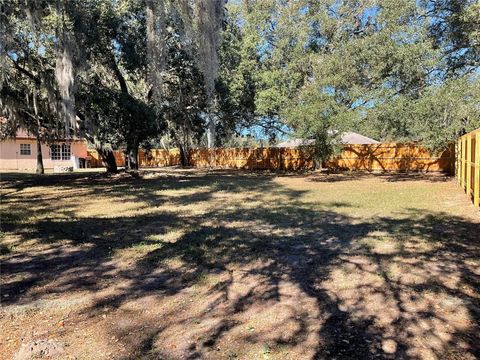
[1, 168, 479, 359]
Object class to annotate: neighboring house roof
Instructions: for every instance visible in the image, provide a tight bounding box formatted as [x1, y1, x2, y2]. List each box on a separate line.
[276, 132, 380, 147]
[340, 131, 380, 144]
[277, 139, 315, 147]
[276, 139, 315, 147]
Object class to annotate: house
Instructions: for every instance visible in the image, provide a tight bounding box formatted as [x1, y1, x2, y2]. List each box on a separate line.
[0, 127, 88, 171]
[276, 131, 380, 147]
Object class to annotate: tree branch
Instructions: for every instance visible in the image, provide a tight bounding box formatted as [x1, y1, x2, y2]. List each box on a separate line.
[110, 55, 129, 94]
[8, 56, 41, 85]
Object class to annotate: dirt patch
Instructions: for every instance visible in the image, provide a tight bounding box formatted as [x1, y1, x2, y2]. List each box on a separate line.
[13, 340, 65, 360]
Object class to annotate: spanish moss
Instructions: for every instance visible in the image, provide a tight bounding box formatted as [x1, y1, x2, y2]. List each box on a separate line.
[54, 1, 77, 137]
[195, 0, 224, 147]
[146, 0, 166, 115]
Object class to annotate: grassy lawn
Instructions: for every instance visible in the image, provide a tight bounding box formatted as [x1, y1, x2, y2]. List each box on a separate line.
[1, 168, 479, 359]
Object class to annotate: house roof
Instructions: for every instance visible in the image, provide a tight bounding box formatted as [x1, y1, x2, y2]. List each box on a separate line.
[276, 132, 380, 147]
[276, 139, 316, 147]
[340, 132, 380, 144]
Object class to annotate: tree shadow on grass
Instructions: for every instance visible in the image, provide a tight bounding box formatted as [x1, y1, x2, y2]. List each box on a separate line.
[1, 170, 479, 359]
[305, 171, 452, 183]
[119, 208, 478, 359]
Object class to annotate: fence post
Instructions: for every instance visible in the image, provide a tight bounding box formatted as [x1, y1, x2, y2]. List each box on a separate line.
[455, 139, 462, 184]
[461, 136, 466, 191]
[459, 139, 463, 183]
[467, 134, 472, 198]
[475, 131, 480, 207]
[279, 149, 283, 171]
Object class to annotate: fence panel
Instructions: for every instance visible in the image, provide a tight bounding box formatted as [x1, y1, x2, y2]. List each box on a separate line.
[456, 128, 480, 208]
[87, 143, 454, 174]
[139, 149, 180, 167]
[87, 149, 125, 167]
[325, 143, 453, 172]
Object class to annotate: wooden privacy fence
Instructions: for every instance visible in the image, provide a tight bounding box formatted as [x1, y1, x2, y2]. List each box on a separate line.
[456, 128, 480, 208]
[325, 143, 453, 172]
[88, 150, 126, 168]
[187, 147, 315, 170]
[87, 147, 314, 170]
[87, 143, 454, 173]
[139, 149, 181, 167]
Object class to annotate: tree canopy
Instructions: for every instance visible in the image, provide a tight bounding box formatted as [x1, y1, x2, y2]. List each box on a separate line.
[1, 0, 479, 171]
[225, 0, 480, 157]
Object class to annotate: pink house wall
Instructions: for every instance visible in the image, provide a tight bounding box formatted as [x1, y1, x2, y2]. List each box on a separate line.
[0, 139, 88, 170]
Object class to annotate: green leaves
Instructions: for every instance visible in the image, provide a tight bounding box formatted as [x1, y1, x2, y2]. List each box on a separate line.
[222, 0, 479, 154]
[2, 0, 478, 155]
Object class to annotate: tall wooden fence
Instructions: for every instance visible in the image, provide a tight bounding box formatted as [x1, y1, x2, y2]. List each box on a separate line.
[87, 147, 314, 170]
[139, 149, 181, 167]
[456, 128, 480, 208]
[88, 149, 126, 168]
[326, 143, 453, 172]
[87, 143, 454, 173]
[187, 147, 315, 170]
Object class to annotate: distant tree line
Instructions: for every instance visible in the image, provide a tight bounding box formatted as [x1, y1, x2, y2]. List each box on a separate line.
[1, 0, 479, 173]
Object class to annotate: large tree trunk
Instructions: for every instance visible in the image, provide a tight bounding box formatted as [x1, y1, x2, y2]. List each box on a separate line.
[130, 144, 139, 170]
[79, 122, 117, 173]
[124, 144, 131, 170]
[124, 143, 140, 171]
[97, 147, 118, 173]
[35, 135, 44, 174]
[33, 91, 44, 174]
[178, 143, 189, 167]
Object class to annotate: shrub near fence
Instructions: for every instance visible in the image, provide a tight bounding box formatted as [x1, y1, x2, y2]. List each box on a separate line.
[87, 143, 454, 173]
[456, 128, 480, 208]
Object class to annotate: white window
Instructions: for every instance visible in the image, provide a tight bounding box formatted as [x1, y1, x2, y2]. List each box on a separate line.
[50, 144, 71, 160]
[62, 144, 71, 160]
[20, 143, 31, 155]
[51, 145, 61, 160]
